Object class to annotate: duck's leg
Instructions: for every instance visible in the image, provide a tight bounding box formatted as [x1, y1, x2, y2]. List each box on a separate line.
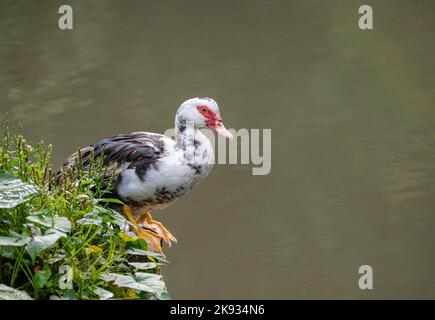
[122, 205, 163, 253]
[136, 212, 177, 247]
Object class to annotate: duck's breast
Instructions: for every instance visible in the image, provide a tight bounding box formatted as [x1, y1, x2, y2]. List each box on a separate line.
[116, 136, 213, 212]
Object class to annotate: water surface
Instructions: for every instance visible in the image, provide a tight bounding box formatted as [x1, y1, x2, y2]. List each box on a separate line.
[1, 0, 435, 298]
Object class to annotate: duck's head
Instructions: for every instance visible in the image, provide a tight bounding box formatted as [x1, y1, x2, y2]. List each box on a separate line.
[176, 97, 233, 139]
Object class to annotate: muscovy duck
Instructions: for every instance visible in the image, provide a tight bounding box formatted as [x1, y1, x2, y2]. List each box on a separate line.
[62, 97, 233, 253]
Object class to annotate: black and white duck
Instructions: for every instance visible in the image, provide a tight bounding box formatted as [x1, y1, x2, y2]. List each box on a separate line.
[62, 97, 233, 253]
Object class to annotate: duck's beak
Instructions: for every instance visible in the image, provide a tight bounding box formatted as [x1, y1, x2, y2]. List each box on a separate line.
[210, 121, 233, 139]
[215, 124, 233, 139]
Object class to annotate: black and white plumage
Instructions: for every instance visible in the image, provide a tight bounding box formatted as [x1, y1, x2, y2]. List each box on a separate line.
[61, 97, 233, 250]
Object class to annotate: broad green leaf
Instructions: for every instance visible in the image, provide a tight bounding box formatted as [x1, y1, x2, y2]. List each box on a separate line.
[125, 248, 168, 263]
[0, 284, 33, 300]
[100, 272, 166, 298]
[27, 214, 71, 233]
[93, 287, 114, 300]
[0, 234, 31, 246]
[53, 217, 71, 233]
[0, 172, 37, 208]
[49, 290, 75, 300]
[25, 229, 66, 260]
[34, 269, 52, 289]
[135, 272, 165, 295]
[108, 210, 130, 227]
[124, 237, 148, 251]
[46, 252, 65, 264]
[0, 245, 15, 258]
[76, 212, 103, 227]
[49, 295, 66, 300]
[100, 273, 155, 293]
[62, 289, 76, 300]
[128, 262, 159, 270]
[89, 206, 130, 227]
[158, 290, 171, 300]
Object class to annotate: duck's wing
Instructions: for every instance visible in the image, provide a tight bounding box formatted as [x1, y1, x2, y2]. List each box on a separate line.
[61, 132, 166, 186]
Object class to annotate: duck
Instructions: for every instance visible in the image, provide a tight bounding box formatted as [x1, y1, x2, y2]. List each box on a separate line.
[61, 97, 233, 253]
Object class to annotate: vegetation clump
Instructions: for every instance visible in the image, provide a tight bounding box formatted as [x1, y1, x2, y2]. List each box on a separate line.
[0, 124, 170, 300]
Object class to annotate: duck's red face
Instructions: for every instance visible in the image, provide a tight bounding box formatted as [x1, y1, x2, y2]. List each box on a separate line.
[197, 105, 233, 139]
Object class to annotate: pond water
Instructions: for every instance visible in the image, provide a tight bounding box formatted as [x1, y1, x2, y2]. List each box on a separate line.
[1, 0, 435, 298]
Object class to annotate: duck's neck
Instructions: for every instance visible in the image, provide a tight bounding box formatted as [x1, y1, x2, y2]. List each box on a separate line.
[174, 118, 213, 164]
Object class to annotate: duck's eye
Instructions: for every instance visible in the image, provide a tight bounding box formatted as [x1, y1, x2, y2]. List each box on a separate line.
[197, 105, 210, 116]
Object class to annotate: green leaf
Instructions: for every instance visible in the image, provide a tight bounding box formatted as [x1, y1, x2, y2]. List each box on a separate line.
[118, 232, 137, 242]
[125, 248, 168, 263]
[27, 214, 71, 233]
[49, 295, 65, 300]
[90, 206, 130, 227]
[86, 244, 103, 254]
[46, 252, 66, 264]
[0, 245, 15, 258]
[0, 284, 33, 300]
[0, 172, 37, 208]
[96, 198, 125, 205]
[49, 289, 75, 300]
[158, 290, 171, 300]
[99, 272, 167, 299]
[100, 273, 155, 293]
[135, 272, 166, 294]
[76, 212, 103, 227]
[107, 209, 130, 227]
[0, 234, 31, 247]
[34, 269, 52, 289]
[128, 262, 159, 270]
[124, 237, 148, 251]
[93, 287, 114, 300]
[62, 289, 76, 300]
[25, 229, 66, 260]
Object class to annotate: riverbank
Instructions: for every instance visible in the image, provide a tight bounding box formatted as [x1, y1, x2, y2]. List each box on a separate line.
[0, 125, 170, 300]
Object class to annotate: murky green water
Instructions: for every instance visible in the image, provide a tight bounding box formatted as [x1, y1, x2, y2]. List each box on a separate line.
[1, 0, 435, 298]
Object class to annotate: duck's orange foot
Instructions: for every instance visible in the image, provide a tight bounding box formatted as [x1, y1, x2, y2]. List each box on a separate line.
[136, 212, 177, 247]
[136, 227, 164, 254]
[122, 205, 164, 253]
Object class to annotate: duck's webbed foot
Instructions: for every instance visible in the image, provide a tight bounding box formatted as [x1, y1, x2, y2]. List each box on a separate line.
[136, 212, 177, 247]
[122, 205, 163, 253]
